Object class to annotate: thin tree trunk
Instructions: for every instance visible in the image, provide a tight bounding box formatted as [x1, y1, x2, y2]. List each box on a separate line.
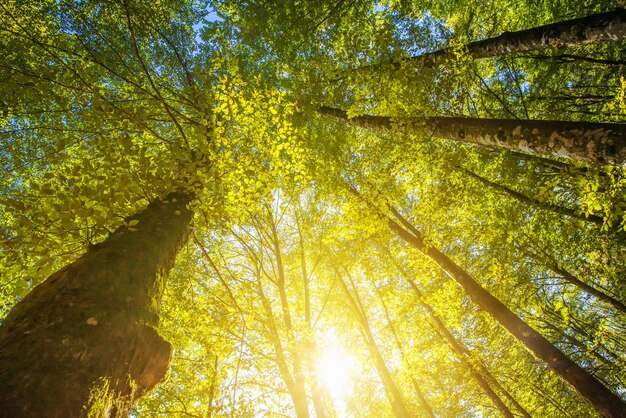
[461, 167, 604, 224]
[522, 52, 626, 67]
[380, 245, 532, 417]
[403, 278, 530, 418]
[374, 286, 436, 418]
[206, 356, 219, 418]
[337, 271, 413, 418]
[233, 230, 311, 418]
[502, 149, 570, 171]
[319, 106, 626, 166]
[267, 212, 311, 418]
[295, 205, 312, 328]
[387, 9, 626, 68]
[380, 204, 626, 418]
[0, 191, 194, 417]
[253, 267, 310, 418]
[520, 239, 626, 314]
[380, 257, 521, 418]
[295, 208, 331, 418]
[553, 264, 626, 314]
[537, 318, 622, 372]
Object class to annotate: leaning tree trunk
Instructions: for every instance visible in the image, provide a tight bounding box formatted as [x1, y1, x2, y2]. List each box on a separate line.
[551, 264, 626, 314]
[375, 288, 436, 418]
[381, 205, 626, 418]
[337, 272, 413, 418]
[404, 278, 530, 418]
[0, 191, 193, 417]
[319, 106, 626, 166]
[374, 9, 626, 69]
[461, 167, 604, 224]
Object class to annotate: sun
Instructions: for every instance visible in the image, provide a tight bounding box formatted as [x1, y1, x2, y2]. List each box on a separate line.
[315, 343, 357, 401]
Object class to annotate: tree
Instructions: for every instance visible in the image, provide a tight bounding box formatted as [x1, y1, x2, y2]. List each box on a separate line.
[0, 191, 193, 416]
[519, 237, 626, 314]
[3, 0, 626, 416]
[461, 167, 604, 224]
[335, 268, 414, 418]
[394, 270, 529, 418]
[319, 106, 626, 165]
[365, 9, 626, 69]
[374, 287, 436, 418]
[0, 0, 304, 414]
[378, 200, 626, 417]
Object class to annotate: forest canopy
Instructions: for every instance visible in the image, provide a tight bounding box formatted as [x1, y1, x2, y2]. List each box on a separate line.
[1, 0, 626, 417]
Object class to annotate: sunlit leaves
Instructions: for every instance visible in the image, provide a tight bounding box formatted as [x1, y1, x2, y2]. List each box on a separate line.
[2, 0, 626, 416]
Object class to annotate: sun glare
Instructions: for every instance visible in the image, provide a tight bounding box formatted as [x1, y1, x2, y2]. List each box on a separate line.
[316, 344, 356, 401]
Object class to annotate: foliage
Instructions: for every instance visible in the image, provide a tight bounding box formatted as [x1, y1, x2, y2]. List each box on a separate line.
[2, 0, 626, 416]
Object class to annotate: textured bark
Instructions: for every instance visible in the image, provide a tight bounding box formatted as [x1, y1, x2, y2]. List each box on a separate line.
[462, 167, 604, 224]
[396, 9, 626, 67]
[319, 106, 626, 166]
[0, 191, 194, 417]
[384, 206, 626, 418]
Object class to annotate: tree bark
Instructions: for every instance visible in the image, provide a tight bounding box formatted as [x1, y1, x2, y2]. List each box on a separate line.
[0, 191, 194, 417]
[389, 9, 626, 68]
[382, 205, 626, 418]
[267, 213, 311, 418]
[319, 106, 626, 166]
[232, 224, 311, 418]
[381, 246, 532, 417]
[520, 239, 626, 314]
[295, 209, 331, 418]
[253, 267, 311, 418]
[381, 246, 530, 416]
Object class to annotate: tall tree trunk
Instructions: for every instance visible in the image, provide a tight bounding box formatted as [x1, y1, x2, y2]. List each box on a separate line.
[461, 167, 604, 224]
[233, 230, 311, 418]
[548, 263, 626, 314]
[402, 276, 530, 418]
[267, 212, 311, 418]
[0, 191, 194, 417]
[537, 317, 624, 373]
[380, 9, 626, 69]
[253, 266, 311, 418]
[319, 106, 626, 166]
[379, 204, 626, 418]
[374, 286, 436, 418]
[520, 238, 626, 314]
[295, 208, 331, 418]
[380, 248, 527, 417]
[337, 271, 414, 418]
